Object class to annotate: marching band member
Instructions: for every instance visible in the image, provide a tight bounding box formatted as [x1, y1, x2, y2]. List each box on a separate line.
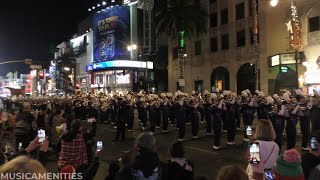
[268, 96, 284, 150]
[189, 96, 199, 139]
[279, 92, 297, 150]
[212, 93, 223, 150]
[161, 93, 171, 133]
[139, 97, 148, 130]
[203, 90, 213, 136]
[240, 91, 254, 142]
[224, 90, 236, 145]
[295, 89, 309, 150]
[176, 91, 187, 141]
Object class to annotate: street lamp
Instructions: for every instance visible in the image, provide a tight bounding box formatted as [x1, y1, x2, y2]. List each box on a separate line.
[270, 0, 278, 7]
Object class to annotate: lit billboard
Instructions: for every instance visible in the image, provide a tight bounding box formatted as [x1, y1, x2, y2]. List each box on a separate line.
[93, 6, 130, 62]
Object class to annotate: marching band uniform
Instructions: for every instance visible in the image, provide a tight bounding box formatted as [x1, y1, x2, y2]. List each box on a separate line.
[295, 90, 310, 149]
[189, 99, 199, 139]
[212, 97, 223, 149]
[269, 103, 284, 151]
[114, 99, 126, 141]
[240, 96, 254, 141]
[279, 93, 297, 150]
[140, 99, 148, 130]
[203, 96, 213, 135]
[177, 98, 187, 141]
[100, 102, 109, 126]
[225, 97, 236, 145]
[161, 98, 170, 133]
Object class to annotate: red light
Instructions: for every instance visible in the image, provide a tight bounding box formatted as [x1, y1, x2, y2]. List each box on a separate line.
[76, 84, 80, 88]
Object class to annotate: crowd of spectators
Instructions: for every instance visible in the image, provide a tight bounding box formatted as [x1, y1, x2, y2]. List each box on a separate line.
[0, 100, 320, 180]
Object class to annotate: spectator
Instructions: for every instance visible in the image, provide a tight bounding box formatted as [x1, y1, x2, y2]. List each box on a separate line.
[115, 132, 166, 180]
[58, 119, 88, 174]
[105, 160, 121, 180]
[274, 149, 305, 180]
[14, 102, 36, 152]
[167, 141, 194, 180]
[246, 119, 279, 179]
[0, 151, 7, 166]
[59, 165, 76, 180]
[105, 151, 133, 180]
[0, 156, 47, 179]
[301, 131, 320, 179]
[216, 165, 248, 180]
[52, 109, 65, 143]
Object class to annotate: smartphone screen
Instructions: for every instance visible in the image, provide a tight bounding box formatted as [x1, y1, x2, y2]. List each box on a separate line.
[311, 136, 318, 151]
[97, 141, 103, 151]
[18, 142, 22, 151]
[246, 126, 252, 136]
[38, 129, 46, 143]
[249, 142, 260, 164]
[264, 169, 275, 180]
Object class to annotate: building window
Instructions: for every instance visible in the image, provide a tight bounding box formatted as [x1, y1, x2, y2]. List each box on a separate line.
[237, 30, 246, 47]
[221, 34, 229, 50]
[210, 37, 218, 52]
[176, 82, 181, 91]
[210, 0, 216, 3]
[250, 27, 260, 44]
[173, 47, 179, 59]
[195, 41, 201, 55]
[195, 80, 203, 94]
[221, 8, 228, 25]
[236, 3, 245, 20]
[309, 16, 320, 32]
[249, 0, 259, 17]
[210, 12, 217, 28]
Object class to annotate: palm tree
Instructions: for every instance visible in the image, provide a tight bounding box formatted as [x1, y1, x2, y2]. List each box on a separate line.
[156, 0, 207, 91]
[56, 43, 76, 95]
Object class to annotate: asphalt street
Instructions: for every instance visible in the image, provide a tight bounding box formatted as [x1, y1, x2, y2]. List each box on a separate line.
[43, 115, 304, 180]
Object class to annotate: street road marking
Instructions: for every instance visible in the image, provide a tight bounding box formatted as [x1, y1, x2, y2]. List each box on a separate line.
[185, 146, 219, 155]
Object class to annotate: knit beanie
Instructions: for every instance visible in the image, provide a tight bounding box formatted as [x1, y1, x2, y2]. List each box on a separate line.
[59, 165, 76, 180]
[274, 149, 305, 180]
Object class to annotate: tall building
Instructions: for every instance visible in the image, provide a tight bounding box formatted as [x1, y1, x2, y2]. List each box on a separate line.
[168, 0, 320, 95]
[68, 0, 168, 94]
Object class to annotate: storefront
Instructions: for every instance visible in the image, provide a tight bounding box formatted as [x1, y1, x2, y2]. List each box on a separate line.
[304, 68, 320, 95]
[87, 60, 153, 94]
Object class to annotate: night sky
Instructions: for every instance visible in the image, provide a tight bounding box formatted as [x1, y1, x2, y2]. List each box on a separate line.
[0, 0, 92, 76]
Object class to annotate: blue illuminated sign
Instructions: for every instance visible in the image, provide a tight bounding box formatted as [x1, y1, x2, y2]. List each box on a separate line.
[86, 60, 154, 71]
[93, 6, 130, 62]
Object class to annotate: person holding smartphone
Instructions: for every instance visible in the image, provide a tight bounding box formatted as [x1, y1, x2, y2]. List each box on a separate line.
[301, 131, 320, 179]
[246, 120, 279, 180]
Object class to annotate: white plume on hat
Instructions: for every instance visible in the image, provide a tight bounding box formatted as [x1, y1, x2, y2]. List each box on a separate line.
[140, 97, 146, 102]
[266, 96, 274, 105]
[211, 93, 217, 99]
[160, 93, 166, 98]
[313, 89, 319, 96]
[295, 89, 302, 96]
[231, 92, 237, 97]
[137, 93, 143, 96]
[241, 91, 248, 97]
[219, 94, 224, 99]
[245, 89, 251, 94]
[191, 91, 196, 95]
[166, 93, 173, 97]
[273, 94, 280, 100]
[286, 91, 292, 96]
[283, 93, 290, 102]
[260, 91, 265, 97]
[255, 90, 260, 95]
[223, 90, 229, 96]
[204, 90, 210, 95]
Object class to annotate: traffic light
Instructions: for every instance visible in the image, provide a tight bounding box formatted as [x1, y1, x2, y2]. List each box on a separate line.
[39, 72, 44, 79]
